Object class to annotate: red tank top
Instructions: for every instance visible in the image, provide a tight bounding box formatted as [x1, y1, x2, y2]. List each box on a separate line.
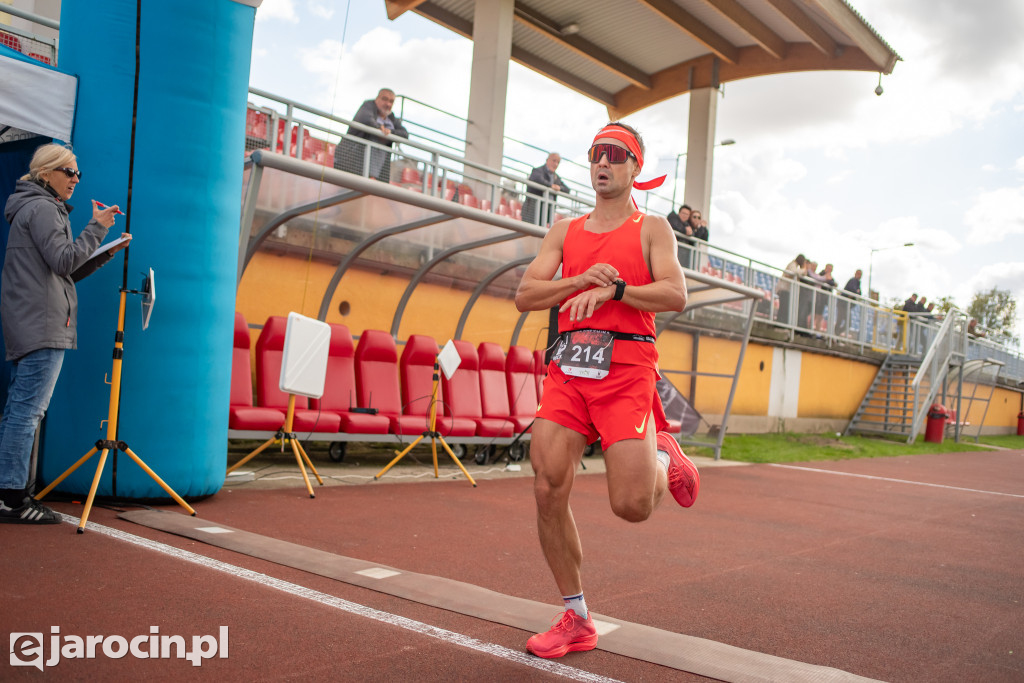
[558, 211, 658, 368]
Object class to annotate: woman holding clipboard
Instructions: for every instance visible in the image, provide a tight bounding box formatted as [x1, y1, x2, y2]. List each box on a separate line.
[0, 143, 130, 524]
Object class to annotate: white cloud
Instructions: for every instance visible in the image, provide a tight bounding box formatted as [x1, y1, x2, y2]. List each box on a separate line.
[308, 2, 334, 20]
[965, 185, 1024, 244]
[256, 0, 298, 23]
[1015, 156, 1024, 173]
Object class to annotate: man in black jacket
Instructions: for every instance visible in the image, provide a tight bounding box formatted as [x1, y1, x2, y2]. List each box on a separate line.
[522, 152, 567, 225]
[334, 88, 409, 182]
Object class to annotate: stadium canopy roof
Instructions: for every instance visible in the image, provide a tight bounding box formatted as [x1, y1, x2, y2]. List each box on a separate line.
[385, 0, 900, 117]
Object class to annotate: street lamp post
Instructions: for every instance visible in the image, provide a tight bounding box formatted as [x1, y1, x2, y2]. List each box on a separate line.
[670, 139, 735, 209]
[867, 242, 915, 299]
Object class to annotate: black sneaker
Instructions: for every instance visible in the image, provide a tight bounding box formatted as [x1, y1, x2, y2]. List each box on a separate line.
[0, 497, 61, 524]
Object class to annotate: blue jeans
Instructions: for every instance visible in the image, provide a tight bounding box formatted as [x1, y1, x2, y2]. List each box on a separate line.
[0, 348, 65, 489]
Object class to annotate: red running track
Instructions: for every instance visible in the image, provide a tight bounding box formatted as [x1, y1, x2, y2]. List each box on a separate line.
[2, 449, 1022, 682]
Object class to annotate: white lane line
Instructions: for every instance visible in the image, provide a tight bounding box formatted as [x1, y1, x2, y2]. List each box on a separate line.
[60, 515, 621, 683]
[769, 464, 1024, 499]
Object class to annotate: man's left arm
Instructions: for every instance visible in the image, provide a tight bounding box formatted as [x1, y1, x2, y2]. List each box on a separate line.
[618, 216, 687, 312]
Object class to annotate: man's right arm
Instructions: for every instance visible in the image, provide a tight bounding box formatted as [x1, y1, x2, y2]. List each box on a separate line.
[351, 100, 379, 129]
[515, 222, 620, 312]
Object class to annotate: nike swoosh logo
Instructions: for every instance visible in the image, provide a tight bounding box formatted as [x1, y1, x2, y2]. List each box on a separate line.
[634, 411, 650, 433]
[536, 404, 542, 411]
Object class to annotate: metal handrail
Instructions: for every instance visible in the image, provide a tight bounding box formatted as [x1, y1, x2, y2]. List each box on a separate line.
[0, 5, 59, 30]
[908, 310, 967, 439]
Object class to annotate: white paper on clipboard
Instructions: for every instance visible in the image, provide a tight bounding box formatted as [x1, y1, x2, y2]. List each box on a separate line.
[89, 234, 131, 260]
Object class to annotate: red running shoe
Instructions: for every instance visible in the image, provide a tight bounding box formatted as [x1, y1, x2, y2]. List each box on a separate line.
[526, 610, 598, 658]
[657, 432, 700, 507]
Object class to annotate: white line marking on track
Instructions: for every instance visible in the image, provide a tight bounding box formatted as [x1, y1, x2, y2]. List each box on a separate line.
[356, 567, 401, 579]
[769, 464, 1024, 498]
[61, 515, 621, 683]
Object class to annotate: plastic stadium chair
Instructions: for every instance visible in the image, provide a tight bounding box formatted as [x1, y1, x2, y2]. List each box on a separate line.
[309, 323, 390, 434]
[255, 316, 341, 433]
[505, 345, 539, 433]
[478, 342, 515, 431]
[441, 340, 513, 437]
[400, 335, 475, 437]
[229, 313, 286, 430]
[354, 330, 424, 435]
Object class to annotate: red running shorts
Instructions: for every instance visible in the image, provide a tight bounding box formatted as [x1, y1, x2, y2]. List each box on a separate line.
[537, 361, 667, 450]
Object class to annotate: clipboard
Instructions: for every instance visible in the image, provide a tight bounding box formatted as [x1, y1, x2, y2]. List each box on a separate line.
[89, 234, 131, 260]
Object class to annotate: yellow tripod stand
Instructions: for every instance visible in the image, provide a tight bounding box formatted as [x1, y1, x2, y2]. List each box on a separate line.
[225, 394, 324, 498]
[35, 289, 195, 533]
[375, 357, 476, 487]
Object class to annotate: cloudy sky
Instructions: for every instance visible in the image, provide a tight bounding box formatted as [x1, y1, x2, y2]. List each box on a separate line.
[249, 0, 1024, 341]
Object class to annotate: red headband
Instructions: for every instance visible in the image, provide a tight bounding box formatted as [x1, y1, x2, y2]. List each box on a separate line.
[591, 126, 666, 191]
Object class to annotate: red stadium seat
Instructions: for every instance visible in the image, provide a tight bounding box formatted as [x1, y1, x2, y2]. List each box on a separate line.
[505, 345, 538, 433]
[255, 316, 342, 433]
[309, 323, 390, 434]
[354, 330, 423, 435]
[400, 335, 476, 437]
[0, 32, 22, 53]
[441, 341, 513, 437]
[478, 342, 514, 429]
[229, 313, 286, 430]
[459, 194, 479, 209]
[28, 53, 51, 65]
[533, 349, 547, 400]
[400, 167, 422, 186]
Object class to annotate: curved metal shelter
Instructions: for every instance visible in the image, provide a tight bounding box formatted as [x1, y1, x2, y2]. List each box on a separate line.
[385, 0, 900, 228]
[387, 0, 900, 116]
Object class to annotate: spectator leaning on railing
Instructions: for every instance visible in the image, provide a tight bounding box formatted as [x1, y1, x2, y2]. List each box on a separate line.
[835, 268, 862, 335]
[777, 253, 806, 325]
[334, 88, 409, 183]
[522, 152, 568, 226]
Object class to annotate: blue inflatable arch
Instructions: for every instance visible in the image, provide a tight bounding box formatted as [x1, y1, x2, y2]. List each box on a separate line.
[39, 0, 259, 498]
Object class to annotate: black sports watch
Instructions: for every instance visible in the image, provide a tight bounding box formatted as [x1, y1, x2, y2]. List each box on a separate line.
[612, 279, 627, 301]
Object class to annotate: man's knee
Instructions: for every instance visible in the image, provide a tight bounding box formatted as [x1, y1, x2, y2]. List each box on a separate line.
[610, 494, 654, 523]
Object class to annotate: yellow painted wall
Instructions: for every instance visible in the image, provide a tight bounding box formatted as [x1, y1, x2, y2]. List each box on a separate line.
[237, 252, 541, 349]
[951, 384, 1022, 427]
[797, 353, 878, 418]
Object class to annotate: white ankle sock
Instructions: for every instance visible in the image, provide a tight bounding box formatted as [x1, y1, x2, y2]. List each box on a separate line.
[656, 450, 670, 471]
[562, 592, 588, 619]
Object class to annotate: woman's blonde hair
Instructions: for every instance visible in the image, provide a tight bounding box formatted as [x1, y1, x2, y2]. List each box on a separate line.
[21, 143, 76, 182]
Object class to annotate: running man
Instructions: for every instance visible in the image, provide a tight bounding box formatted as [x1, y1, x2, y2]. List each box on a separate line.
[515, 122, 701, 658]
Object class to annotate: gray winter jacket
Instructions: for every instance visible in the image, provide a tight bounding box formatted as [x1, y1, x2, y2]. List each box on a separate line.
[2, 179, 113, 361]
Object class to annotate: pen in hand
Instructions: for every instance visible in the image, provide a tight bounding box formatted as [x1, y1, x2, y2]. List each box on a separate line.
[95, 202, 126, 216]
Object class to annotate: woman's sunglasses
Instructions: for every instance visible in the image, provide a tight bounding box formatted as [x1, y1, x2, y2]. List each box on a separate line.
[587, 143, 635, 164]
[55, 167, 82, 180]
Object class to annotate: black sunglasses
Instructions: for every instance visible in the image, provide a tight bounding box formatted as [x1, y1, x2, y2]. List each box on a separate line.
[587, 143, 635, 164]
[55, 167, 82, 180]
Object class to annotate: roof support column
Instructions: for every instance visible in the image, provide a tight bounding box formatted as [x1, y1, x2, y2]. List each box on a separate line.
[683, 86, 719, 218]
[464, 0, 513, 171]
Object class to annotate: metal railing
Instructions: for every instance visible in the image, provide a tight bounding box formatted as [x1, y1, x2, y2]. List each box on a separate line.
[244, 88, 592, 227]
[908, 310, 968, 438]
[0, 6, 58, 66]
